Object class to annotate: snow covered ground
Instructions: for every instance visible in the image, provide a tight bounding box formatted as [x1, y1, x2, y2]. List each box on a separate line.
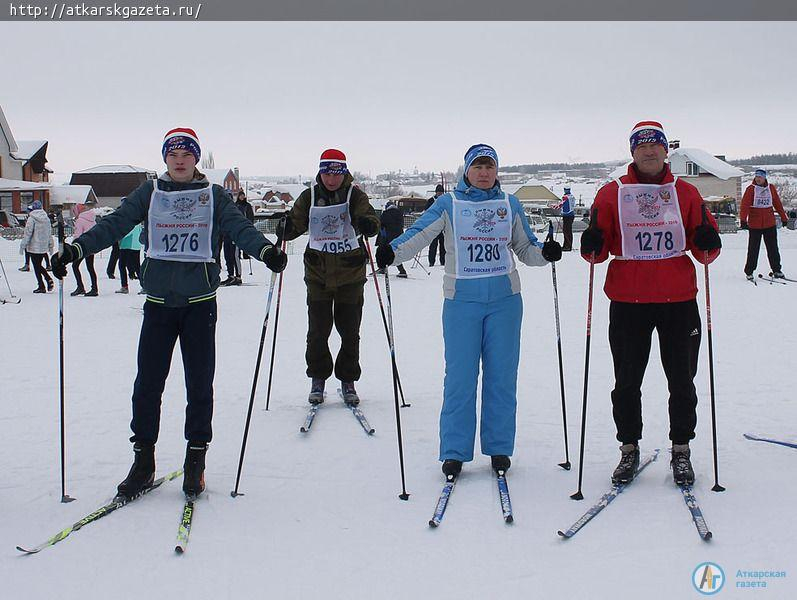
[1, 232, 796, 600]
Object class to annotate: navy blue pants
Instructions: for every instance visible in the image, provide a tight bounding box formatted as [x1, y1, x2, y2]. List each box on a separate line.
[130, 300, 217, 444]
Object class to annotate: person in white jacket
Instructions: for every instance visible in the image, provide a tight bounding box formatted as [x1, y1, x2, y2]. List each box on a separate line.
[21, 200, 54, 293]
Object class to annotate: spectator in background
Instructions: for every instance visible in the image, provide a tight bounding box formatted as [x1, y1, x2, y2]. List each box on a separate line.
[117, 221, 143, 293]
[221, 190, 254, 285]
[70, 203, 99, 296]
[740, 168, 788, 280]
[425, 184, 446, 266]
[558, 186, 577, 251]
[377, 200, 408, 278]
[20, 200, 54, 293]
[106, 241, 120, 279]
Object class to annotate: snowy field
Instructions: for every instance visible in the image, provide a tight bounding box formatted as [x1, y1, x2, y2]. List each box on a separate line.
[1, 232, 796, 600]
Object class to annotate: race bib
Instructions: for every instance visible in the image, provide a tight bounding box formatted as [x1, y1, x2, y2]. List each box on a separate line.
[453, 194, 514, 278]
[147, 182, 214, 262]
[618, 182, 686, 261]
[753, 185, 773, 208]
[308, 186, 358, 253]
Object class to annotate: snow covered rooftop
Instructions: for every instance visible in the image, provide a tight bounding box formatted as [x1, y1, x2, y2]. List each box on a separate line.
[610, 149, 745, 181]
[0, 177, 52, 191]
[671, 147, 744, 180]
[10, 140, 47, 161]
[202, 168, 235, 186]
[73, 165, 155, 174]
[49, 185, 98, 205]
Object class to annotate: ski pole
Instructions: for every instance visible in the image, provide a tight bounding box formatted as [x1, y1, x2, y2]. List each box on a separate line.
[264, 237, 287, 411]
[572, 208, 598, 501]
[379, 247, 410, 501]
[701, 205, 725, 493]
[248, 257, 253, 276]
[364, 237, 409, 408]
[56, 209, 75, 503]
[0, 256, 20, 302]
[548, 222, 570, 471]
[231, 235, 284, 497]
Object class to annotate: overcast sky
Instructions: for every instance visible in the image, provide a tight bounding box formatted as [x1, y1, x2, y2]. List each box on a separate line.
[2, 21, 796, 178]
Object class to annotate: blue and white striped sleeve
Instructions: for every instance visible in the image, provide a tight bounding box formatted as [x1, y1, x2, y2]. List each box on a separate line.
[391, 195, 449, 264]
[509, 195, 547, 267]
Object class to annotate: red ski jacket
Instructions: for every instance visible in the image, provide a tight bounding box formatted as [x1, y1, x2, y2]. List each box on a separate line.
[740, 183, 787, 230]
[582, 164, 720, 303]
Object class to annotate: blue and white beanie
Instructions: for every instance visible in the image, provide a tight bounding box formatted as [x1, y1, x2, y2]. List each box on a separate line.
[464, 144, 499, 173]
[754, 168, 767, 179]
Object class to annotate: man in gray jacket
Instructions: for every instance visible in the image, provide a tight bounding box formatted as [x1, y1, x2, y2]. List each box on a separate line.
[52, 128, 287, 499]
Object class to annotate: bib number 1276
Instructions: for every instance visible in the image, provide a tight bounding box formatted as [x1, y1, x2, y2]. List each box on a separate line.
[162, 232, 199, 253]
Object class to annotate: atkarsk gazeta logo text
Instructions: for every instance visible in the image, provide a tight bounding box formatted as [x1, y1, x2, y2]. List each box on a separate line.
[693, 562, 725, 595]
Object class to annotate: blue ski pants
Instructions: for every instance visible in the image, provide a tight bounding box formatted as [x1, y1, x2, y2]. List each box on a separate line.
[440, 293, 523, 462]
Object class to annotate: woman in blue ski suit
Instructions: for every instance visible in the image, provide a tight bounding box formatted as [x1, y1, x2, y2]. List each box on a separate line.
[377, 144, 562, 475]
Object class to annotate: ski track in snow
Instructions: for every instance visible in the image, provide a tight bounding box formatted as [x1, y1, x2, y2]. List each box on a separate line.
[1, 234, 796, 599]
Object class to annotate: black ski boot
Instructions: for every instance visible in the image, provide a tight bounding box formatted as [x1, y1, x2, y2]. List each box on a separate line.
[183, 442, 207, 497]
[308, 378, 325, 405]
[442, 459, 463, 477]
[70, 286, 86, 296]
[117, 442, 155, 499]
[491, 455, 511, 473]
[611, 443, 640, 484]
[340, 381, 360, 407]
[671, 444, 695, 485]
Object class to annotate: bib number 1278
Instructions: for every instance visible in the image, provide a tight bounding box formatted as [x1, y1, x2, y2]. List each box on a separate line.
[634, 231, 674, 252]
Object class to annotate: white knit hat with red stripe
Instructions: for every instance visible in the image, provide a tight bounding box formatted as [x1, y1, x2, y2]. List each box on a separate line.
[629, 121, 667, 154]
[318, 148, 348, 175]
[162, 127, 201, 163]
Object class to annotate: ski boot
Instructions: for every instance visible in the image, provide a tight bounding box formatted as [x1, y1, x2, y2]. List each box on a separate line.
[340, 381, 360, 407]
[117, 442, 155, 499]
[671, 444, 695, 485]
[116, 286, 129, 294]
[772, 271, 786, 279]
[70, 286, 86, 297]
[442, 459, 463, 478]
[491, 455, 511, 473]
[308, 378, 325, 405]
[183, 442, 207, 497]
[611, 443, 640, 484]
[85, 287, 99, 297]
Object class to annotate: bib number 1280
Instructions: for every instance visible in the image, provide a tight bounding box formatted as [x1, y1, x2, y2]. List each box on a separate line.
[467, 243, 501, 263]
[162, 232, 199, 253]
[634, 231, 674, 252]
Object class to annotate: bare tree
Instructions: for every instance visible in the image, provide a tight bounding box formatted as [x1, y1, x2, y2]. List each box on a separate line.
[201, 151, 215, 170]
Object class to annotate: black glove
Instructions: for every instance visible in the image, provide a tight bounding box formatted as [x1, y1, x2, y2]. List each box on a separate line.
[783, 218, 790, 228]
[358, 216, 379, 237]
[376, 243, 395, 269]
[261, 245, 288, 273]
[580, 227, 603, 255]
[693, 224, 722, 251]
[51, 243, 81, 279]
[740, 221, 749, 230]
[541, 239, 562, 262]
[275, 216, 294, 239]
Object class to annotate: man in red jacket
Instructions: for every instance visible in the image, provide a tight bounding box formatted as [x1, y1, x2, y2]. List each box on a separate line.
[740, 169, 788, 280]
[580, 121, 722, 486]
